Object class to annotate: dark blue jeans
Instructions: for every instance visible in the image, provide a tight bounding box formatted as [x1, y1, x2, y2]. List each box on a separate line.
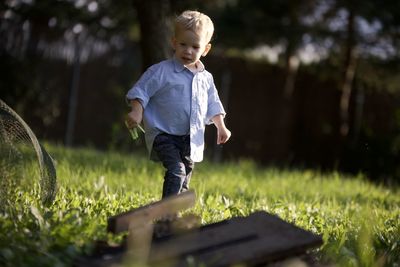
[152, 133, 194, 198]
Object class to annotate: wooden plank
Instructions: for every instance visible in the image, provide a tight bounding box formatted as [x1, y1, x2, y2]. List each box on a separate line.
[191, 230, 322, 267]
[153, 213, 202, 239]
[171, 211, 323, 267]
[107, 190, 196, 234]
[124, 221, 154, 265]
[84, 210, 323, 267]
[150, 217, 259, 262]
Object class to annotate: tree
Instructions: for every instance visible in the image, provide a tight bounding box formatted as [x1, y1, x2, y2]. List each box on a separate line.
[132, 0, 175, 71]
[1, 0, 138, 144]
[315, 0, 400, 138]
[199, 0, 319, 161]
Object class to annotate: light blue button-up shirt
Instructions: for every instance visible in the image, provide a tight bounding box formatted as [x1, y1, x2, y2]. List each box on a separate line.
[126, 57, 226, 162]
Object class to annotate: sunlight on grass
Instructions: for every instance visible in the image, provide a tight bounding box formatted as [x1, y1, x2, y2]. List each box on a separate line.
[0, 143, 399, 267]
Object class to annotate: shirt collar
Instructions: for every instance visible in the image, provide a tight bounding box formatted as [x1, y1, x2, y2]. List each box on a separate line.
[173, 56, 205, 73]
[195, 60, 205, 72]
[173, 56, 186, 72]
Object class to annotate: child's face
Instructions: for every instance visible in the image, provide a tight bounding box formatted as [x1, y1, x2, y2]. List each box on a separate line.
[172, 29, 211, 68]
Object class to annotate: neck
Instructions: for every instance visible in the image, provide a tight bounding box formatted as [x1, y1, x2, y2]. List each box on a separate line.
[186, 62, 198, 72]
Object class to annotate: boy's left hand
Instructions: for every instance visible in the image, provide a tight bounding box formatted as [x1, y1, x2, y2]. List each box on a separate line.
[217, 127, 231, 145]
[211, 114, 231, 145]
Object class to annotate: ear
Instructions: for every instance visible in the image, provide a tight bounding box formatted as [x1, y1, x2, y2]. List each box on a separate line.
[171, 37, 177, 50]
[202, 43, 212, 57]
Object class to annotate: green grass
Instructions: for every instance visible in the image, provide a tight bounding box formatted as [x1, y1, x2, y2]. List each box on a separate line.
[0, 143, 399, 267]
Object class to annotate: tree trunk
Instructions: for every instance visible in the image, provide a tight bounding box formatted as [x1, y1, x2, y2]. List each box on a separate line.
[277, 0, 300, 162]
[283, 54, 299, 98]
[283, 0, 300, 99]
[65, 33, 81, 146]
[339, 8, 358, 137]
[132, 0, 174, 71]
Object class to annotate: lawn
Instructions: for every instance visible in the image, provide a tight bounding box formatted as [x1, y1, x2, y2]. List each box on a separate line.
[0, 143, 399, 267]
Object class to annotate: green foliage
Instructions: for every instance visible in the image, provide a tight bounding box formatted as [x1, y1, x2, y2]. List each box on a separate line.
[1, 0, 139, 129]
[1, 144, 399, 266]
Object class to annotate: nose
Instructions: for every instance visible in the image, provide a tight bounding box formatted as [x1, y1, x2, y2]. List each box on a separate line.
[184, 47, 193, 54]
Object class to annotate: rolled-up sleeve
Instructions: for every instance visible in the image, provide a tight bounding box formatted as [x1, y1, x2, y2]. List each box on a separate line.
[126, 67, 159, 108]
[205, 77, 226, 124]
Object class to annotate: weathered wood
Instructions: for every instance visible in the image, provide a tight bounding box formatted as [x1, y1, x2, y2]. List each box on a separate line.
[107, 190, 196, 234]
[150, 218, 258, 262]
[83, 208, 323, 267]
[153, 213, 202, 239]
[149, 211, 323, 267]
[124, 221, 154, 265]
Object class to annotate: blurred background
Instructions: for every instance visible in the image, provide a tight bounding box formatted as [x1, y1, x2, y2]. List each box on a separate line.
[1, 0, 399, 183]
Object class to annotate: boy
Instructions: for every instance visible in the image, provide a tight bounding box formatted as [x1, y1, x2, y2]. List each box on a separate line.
[126, 10, 231, 199]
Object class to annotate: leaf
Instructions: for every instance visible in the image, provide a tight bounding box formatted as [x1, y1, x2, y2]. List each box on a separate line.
[30, 205, 44, 229]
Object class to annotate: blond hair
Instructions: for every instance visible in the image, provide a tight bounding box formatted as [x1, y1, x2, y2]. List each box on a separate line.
[174, 10, 214, 43]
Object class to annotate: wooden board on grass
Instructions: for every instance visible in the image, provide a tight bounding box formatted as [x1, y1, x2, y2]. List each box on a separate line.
[107, 190, 196, 234]
[83, 193, 323, 267]
[149, 211, 323, 267]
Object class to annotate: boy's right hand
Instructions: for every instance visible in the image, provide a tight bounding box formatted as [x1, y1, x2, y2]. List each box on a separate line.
[126, 99, 143, 129]
[126, 110, 142, 129]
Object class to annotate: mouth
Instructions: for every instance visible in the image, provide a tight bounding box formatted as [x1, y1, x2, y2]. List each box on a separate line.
[182, 56, 192, 62]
